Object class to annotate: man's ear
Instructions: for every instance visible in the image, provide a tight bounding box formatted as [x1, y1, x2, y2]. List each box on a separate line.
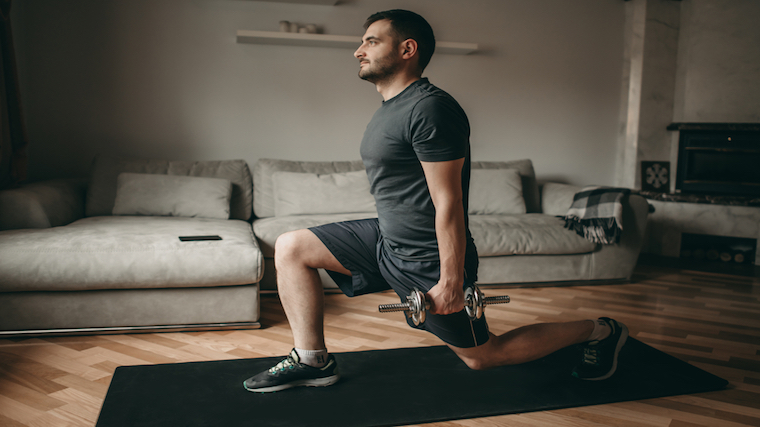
[400, 39, 418, 60]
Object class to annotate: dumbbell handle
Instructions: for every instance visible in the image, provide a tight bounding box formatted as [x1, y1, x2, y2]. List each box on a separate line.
[378, 290, 429, 326]
[378, 286, 510, 326]
[378, 299, 430, 313]
[479, 295, 511, 305]
[378, 302, 417, 313]
[378, 294, 510, 312]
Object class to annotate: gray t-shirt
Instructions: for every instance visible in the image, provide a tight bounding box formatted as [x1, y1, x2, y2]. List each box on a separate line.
[360, 78, 478, 272]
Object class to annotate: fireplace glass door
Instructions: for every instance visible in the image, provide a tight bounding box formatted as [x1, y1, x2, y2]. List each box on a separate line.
[676, 130, 760, 196]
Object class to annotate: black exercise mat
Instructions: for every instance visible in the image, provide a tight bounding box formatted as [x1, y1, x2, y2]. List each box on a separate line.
[96, 338, 727, 427]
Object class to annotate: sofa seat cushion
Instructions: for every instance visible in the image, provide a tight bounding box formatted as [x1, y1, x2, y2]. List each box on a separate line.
[0, 216, 262, 292]
[469, 214, 597, 256]
[253, 213, 378, 258]
[254, 213, 595, 259]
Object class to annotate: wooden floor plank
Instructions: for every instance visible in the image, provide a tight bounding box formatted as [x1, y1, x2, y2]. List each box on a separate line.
[0, 363, 68, 395]
[0, 413, 30, 427]
[0, 381, 66, 413]
[0, 394, 46, 425]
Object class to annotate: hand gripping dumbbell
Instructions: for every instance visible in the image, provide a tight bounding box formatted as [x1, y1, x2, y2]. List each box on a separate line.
[377, 285, 510, 326]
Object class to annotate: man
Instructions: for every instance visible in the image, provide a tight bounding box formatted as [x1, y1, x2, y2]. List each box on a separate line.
[243, 9, 628, 393]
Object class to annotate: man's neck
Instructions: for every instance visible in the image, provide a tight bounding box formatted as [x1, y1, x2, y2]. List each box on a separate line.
[375, 72, 422, 101]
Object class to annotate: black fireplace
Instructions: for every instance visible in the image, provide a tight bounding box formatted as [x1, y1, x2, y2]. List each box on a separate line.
[669, 123, 760, 197]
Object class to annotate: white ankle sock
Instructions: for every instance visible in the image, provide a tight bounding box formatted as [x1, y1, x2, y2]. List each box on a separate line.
[295, 348, 329, 368]
[586, 318, 611, 342]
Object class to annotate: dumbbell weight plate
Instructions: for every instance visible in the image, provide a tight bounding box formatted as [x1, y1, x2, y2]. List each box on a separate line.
[464, 285, 484, 320]
[407, 289, 427, 326]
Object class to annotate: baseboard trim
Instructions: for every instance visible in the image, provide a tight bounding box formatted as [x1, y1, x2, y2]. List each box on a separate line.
[0, 322, 262, 338]
[476, 278, 631, 289]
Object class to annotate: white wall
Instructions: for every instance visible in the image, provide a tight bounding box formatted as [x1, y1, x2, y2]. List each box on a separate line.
[13, 0, 625, 185]
[674, 0, 760, 122]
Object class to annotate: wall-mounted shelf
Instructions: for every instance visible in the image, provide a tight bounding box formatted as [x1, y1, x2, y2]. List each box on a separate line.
[236, 30, 478, 55]
[248, 0, 339, 4]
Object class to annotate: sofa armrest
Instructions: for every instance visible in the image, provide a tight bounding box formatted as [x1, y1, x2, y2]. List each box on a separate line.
[588, 193, 650, 280]
[0, 179, 87, 230]
[540, 182, 650, 280]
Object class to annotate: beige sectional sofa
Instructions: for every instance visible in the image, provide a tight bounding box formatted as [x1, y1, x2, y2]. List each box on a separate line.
[252, 158, 650, 292]
[0, 155, 648, 336]
[0, 156, 263, 336]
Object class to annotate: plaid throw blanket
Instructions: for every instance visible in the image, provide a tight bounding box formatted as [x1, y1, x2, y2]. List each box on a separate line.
[562, 186, 631, 244]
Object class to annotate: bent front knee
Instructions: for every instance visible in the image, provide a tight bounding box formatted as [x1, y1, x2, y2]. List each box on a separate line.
[459, 355, 495, 371]
[274, 230, 309, 262]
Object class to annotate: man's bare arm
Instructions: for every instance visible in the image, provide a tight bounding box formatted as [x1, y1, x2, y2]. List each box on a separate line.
[420, 158, 467, 315]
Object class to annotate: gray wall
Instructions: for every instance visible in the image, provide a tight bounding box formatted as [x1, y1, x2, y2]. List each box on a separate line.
[674, 0, 760, 122]
[612, 0, 760, 191]
[14, 0, 626, 185]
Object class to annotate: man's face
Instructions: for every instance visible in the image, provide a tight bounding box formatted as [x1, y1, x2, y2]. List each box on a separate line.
[354, 19, 402, 83]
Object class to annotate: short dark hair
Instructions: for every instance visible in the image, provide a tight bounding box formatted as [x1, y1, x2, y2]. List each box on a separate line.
[364, 9, 436, 73]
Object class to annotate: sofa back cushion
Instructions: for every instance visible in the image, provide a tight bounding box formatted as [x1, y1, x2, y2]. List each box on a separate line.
[540, 182, 583, 216]
[471, 159, 541, 213]
[254, 159, 365, 218]
[272, 170, 376, 216]
[255, 158, 540, 217]
[112, 173, 233, 219]
[85, 155, 253, 221]
[468, 169, 526, 214]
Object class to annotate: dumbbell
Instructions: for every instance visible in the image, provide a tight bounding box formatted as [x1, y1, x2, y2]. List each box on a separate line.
[378, 285, 510, 326]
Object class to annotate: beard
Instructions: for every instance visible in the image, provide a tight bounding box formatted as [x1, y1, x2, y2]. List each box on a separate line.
[358, 51, 401, 83]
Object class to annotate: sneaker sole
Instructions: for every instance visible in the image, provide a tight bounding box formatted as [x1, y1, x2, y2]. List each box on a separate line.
[243, 374, 340, 393]
[586, 321, 629, 381]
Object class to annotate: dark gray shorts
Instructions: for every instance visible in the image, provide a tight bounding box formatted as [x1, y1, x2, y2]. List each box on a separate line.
[309, 218, 490, 348]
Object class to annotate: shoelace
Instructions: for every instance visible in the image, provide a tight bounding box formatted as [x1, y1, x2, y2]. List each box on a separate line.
[269, 355, 298, 374]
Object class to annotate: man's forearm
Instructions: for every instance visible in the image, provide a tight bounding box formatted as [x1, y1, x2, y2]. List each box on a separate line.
[435, 201, 467, 287]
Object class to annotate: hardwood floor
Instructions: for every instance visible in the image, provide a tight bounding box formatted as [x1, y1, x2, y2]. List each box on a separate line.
[1, 261, 759, 426]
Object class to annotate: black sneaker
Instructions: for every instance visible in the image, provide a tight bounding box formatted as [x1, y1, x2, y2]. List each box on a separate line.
[572, 317, 628, 381]
[243, 349, 340, 393]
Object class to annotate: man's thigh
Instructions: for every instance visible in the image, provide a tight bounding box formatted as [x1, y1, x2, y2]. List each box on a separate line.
[277, 228, 350, 276]
[308, 218, 392, 297]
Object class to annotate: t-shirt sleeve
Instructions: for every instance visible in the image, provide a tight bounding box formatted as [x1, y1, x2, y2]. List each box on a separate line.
[410, 95, 470, 162]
